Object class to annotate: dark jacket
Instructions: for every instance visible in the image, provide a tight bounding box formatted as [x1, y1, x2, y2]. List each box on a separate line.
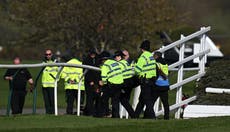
[4, 68, 32, 91]
[83, 54, 101, 83]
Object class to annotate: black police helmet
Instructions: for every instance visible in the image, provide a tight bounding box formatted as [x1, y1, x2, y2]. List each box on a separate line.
[89, 48, 97, 55]
[139, 40, 150, 51]
[114, 50, 125, 58]
[99, 51, 111, 60]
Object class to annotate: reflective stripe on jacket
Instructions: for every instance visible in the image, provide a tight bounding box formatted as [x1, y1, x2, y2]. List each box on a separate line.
[61, 58, 84, 90]
[119, 59, 135, 79]
[155, 63, 169, 86]
[101, 59, 124, 84]
[42, 60, 58, 88]
[135, 51, 156, 79]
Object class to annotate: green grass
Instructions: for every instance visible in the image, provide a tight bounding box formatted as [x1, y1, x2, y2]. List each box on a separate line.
[0, 115, 230, 132]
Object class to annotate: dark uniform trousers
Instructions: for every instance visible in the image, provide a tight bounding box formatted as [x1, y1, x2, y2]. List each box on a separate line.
[42, 87, 54, 114]
[11, 90, 27, 114]
[84, 83, 101, 116]
[135, 78, 155, 119]
[65, 89, 85, 114]
[100, 83, 122, 118]
[120, 77, 136, 118]
[152, 86, 170, 120]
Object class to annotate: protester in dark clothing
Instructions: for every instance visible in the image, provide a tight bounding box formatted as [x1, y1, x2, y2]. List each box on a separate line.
[4, 57, 34, 115]
[83, 48, 101, 116]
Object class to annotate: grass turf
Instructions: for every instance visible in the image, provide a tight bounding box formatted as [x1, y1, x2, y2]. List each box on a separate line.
[0, 115, 230, 132]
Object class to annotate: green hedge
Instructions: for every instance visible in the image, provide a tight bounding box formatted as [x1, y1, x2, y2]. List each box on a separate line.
[194, 59, 230, 105]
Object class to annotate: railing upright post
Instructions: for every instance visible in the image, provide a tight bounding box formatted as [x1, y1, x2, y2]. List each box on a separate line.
[54, 66, 63, 116]
[199, 27, 206, 74]
[175, 35, 185, 119]
[132, 86, 141, 110]
[77, 69, 88, 116]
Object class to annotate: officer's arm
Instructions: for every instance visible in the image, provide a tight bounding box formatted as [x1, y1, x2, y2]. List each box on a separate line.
[28, 78, 34, 92]
[101, 64, 109, 84]
[135, 57, 145, 74]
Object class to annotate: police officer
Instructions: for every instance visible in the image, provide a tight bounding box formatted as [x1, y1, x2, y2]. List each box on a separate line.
[61, 55, 84, 115]
[114, 50, 136, 118]
[99, 51, 124, 118]
[41, 49, 58, 114]
[4, 57, 34, 115]
[153, 51, 170, 120]
[134, 40, 156, 119]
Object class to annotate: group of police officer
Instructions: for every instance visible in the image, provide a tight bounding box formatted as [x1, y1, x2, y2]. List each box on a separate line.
[41, 40, 170, 119]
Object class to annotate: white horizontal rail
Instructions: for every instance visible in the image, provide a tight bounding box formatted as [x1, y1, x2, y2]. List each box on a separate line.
[168, 49, 210, 70]
[205, 87, 230, 94]
[170, 67, 200, 71]
[0, 63, 101, 71]
[158, 26, 211, 53]
[170, 72, 206, 90]
[156, 96, 197, 116]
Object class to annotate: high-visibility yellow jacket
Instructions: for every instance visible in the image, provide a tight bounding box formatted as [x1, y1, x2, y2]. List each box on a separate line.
[155, 62, 170, 86]
[135, 51, 156, 79]
[61, 58, 84, 90]
[119, 59, 135, 79]
[42, 60, 59, 88]
[101, 59, 124, 84]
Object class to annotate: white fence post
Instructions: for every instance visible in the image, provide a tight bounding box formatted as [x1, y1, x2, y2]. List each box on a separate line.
[199, 27, 206, 74]
[77, 69, 88, 116]
[175, 35, 185, 119]
[54, 66, 64, 116]
[154, 98, 160, 113]
[132, 86, 141, 110]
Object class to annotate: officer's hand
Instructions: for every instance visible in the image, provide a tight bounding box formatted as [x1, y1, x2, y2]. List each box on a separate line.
[99, 80, 103, 86]
[29, 84, 34, 93]
[90, 81, 94, 86]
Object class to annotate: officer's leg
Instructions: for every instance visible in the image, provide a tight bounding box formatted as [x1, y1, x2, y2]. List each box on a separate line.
[99, 85, 110, 116]
[48, 88, 55, 114]
[159, 90, 170, 120]
[42, 88, 51, 114]
[134, 94, 145, 118]
[18, 91, 26, 114]
[66, 89, 75, 114]
[111, 84, 121, 118]
[94, 91, 101, 116]
[87, 90, 95, 115]
[120, 87, 135, 118]
[84, 84, 92, 115]
[80, 90, 85, 110]
[11, 91, 19, 114]
[142, 83, 155, 119]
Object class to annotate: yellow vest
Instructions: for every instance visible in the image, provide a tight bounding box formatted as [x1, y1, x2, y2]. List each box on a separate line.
[119, 59, 135, 79]
[101, 59, 124, 84]
[61, 58, 84, 90]
[41, 60, 58, 88]
[135, 51, 156, 78]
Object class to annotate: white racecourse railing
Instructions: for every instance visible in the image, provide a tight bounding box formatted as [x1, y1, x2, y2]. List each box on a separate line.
[0, 26, 211, 118]
[131, 27, 211, 119]
[0, 63, 100, 116]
